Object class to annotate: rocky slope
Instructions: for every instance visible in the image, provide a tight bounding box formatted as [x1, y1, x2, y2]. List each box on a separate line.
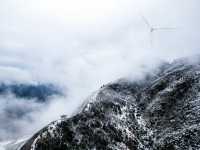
[20, 57, 200, 150]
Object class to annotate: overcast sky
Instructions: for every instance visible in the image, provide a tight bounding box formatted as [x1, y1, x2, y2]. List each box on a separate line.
[0, 0, 200, 141]
[0, 0, 200, 84]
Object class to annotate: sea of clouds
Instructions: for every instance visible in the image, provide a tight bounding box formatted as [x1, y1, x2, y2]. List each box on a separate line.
[0, 0, 200, 142]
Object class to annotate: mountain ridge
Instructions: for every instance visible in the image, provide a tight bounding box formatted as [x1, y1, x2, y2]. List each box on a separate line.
[20, 56, 200, 150]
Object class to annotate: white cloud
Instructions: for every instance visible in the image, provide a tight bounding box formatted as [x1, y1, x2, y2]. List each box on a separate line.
[0, 0, 200, 141]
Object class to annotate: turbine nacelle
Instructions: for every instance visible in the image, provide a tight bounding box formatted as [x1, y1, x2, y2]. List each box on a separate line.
[140, 14, 177, 47]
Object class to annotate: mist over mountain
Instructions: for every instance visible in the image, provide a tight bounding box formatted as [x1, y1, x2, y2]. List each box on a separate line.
[1, 0, 200, 150]
[17, 56, 200, 150]
[0, 83, 63, 141]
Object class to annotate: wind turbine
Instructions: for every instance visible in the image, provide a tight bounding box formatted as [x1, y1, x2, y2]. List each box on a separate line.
[141, 15, 177, 47]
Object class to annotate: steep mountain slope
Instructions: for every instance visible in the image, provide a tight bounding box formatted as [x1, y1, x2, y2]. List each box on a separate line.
[20, 57, 200, 150]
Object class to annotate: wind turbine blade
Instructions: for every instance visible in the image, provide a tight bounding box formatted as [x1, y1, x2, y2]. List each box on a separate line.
[154, 27, 177, 30]
[140, 15, 152, 29]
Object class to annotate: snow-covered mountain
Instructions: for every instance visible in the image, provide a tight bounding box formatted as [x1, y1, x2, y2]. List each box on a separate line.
[9, 56, 200, 149]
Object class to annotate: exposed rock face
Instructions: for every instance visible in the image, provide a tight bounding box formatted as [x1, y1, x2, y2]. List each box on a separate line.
[21, 58, 200, 150]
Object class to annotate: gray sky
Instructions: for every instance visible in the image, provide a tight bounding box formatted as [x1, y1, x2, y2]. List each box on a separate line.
[0, 0, 200, 141]
[0, 0, 200, 85]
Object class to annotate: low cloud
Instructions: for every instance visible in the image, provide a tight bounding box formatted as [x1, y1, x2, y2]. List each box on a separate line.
[0, 0, 199, 142]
